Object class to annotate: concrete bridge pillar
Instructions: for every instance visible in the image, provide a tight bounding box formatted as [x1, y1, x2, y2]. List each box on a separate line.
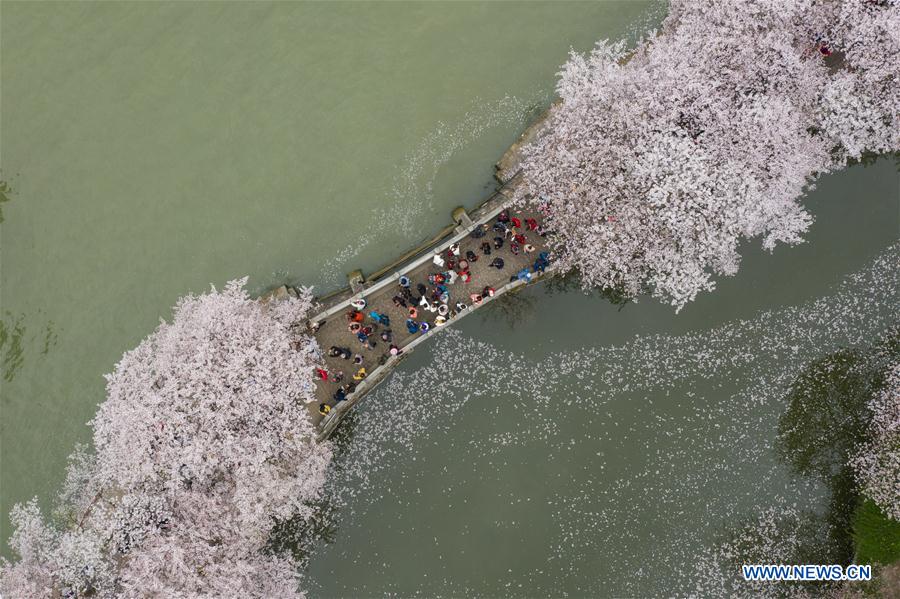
[347, 270, 365, 294]
[452, 206, 473, 228]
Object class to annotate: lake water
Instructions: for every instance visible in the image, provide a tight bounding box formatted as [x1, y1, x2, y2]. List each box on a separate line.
[1, 1, 897, 594]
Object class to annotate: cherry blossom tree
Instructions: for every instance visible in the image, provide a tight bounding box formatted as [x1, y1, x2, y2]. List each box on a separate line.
[816, 0, 900, 159]
[1, 279, 330, 597]
[851, 363, 900, 522]
[520, 0, 899, 310]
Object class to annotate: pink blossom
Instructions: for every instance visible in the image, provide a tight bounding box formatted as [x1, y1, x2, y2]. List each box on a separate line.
[1, 279, 330, 597]
[520, 0, 899, 310]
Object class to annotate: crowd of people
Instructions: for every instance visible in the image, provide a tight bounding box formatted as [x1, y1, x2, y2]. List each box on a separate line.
[315, 208, 552, 417]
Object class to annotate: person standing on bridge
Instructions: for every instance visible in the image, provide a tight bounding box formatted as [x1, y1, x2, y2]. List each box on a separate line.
[490, 257, 505, 269]
[470, 223, 489, 238]
[351, 298, 367, 311]
[369, 310, 390, 327]
[406, 318, 418, 334]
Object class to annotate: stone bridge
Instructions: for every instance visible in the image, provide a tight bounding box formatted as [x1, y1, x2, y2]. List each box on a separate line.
[264, 110, 555, 441]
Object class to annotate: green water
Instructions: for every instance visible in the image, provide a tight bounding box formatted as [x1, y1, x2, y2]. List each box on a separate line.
[306, 162, 899, 596]
[1, 1, 897, 594]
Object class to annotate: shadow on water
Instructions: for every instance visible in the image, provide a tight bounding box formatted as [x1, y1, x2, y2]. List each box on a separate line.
[476, 285, 540, 329]
[0, 314, 59, 383]
[0, 181, 59, 383]
[478, 271, 632, 329]
[542, 269, 632, 308]
[707, 509, 841, 597]
[775, 326, 899, 564]
[697, 327, 899, 596]
[268, 409, 364, 568]
[476, 271, 632, 330]
[0, 178, 12, 224]
[267, 497, 341, 569]
[0, 313, 27, 383]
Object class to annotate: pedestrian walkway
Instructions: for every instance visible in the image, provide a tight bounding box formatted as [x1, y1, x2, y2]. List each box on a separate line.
[305, 172, 555, 440]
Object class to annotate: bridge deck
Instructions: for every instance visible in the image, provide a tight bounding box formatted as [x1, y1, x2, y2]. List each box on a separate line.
[306, 173, 554, 438]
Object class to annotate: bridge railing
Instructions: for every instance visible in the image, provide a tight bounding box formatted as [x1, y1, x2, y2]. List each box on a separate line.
[307, 170, 523, 325]
[313, 170, 556, 441]
[316, 262, 555, 440]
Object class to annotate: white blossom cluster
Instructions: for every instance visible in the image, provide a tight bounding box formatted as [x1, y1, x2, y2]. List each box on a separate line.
[852, 363, 900, 521]
[520, 0, 899, 310]
[815, 0, 900, 159]
[1, 278, 331, 598]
